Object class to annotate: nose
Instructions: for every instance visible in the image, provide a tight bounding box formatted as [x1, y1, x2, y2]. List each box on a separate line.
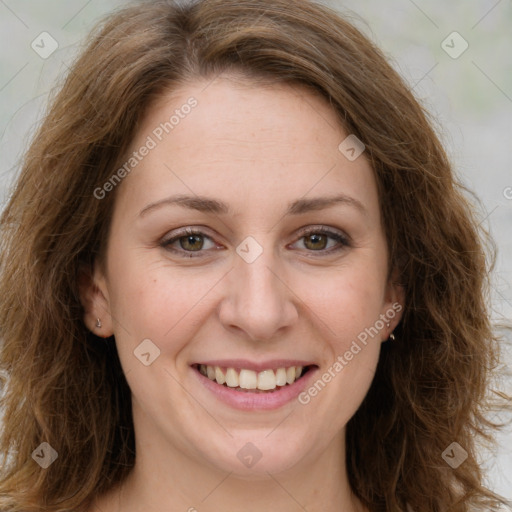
[217, 247, 299, 342]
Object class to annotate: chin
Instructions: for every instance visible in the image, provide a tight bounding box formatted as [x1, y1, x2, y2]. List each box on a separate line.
[196, 432, 315, 479]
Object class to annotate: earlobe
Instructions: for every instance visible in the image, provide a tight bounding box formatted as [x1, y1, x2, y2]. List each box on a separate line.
[382, 300, 404, 342]
[77, 263, 114, 338]
[383, 267, 405, 341]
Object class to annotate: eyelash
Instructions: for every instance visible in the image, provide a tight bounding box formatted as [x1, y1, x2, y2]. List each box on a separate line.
[160, 226, 350, 259]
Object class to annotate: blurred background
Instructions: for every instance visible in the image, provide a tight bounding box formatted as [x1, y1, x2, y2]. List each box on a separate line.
[0, 0, 511, 501]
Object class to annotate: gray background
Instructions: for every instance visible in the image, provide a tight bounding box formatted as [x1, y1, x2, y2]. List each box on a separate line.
[0, 0, 511, 500]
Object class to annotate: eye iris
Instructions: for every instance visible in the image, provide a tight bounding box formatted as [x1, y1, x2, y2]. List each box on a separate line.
[180, 235, 203, 251]
[304, 233, 327, 250]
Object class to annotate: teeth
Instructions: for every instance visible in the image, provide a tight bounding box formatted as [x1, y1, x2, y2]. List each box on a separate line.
[200, 365, 306, 391]
[215, 366, 226, 385]
[257, 370, 276, 390]
[206, 365, 216, 380]
[239, 369, 257, 389]
[225, 368, 239, 388]
[275, 367, 287, 386]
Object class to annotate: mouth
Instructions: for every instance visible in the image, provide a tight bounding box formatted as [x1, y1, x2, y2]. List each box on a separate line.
[191, 363, 316, 393]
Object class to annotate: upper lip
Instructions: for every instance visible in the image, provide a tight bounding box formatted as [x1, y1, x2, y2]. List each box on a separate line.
[191, 359, 317, 372]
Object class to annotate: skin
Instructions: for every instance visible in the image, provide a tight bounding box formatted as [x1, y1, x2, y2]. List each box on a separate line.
[81, 74, 404, 512]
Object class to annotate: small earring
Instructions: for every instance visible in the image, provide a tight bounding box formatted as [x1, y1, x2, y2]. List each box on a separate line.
[389, 332, 395, 341]
[96, 318, 102, 329]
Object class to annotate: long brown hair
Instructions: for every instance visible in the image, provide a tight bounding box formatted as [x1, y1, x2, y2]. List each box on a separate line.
[0, 1, 510, 510]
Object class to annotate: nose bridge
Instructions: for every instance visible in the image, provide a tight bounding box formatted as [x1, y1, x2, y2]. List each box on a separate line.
[219, 243, 298, 340]
[240, 256, 281, 309]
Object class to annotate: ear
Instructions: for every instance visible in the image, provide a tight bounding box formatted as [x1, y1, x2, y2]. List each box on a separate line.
[77, 262, 114, 338]
[381, 265, 405, 341]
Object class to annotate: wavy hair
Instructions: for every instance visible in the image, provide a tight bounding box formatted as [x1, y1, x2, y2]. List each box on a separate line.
[0, 0, 510, 510]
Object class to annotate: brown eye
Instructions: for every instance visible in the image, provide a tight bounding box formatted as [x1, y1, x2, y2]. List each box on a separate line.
[179, 234, 204, 251]
[303, 233, 328, 251]
[291, 227, 350, 255]
[161, 228, 217, 258]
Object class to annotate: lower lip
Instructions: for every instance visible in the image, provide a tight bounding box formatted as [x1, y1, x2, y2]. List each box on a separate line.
[192, 366, 318, 411]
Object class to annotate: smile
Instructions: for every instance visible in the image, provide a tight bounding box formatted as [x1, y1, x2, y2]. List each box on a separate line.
[191, 361, 318, 410]
[194, 364, 311, 392]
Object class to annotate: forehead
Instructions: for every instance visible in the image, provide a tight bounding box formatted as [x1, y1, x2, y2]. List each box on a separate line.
[114, 75, 379, 222]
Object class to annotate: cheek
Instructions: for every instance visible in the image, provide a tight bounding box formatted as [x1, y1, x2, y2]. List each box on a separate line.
[107, 260, 218, 357]
[302, 264, 386, 349]
[298, 270, 383, 425]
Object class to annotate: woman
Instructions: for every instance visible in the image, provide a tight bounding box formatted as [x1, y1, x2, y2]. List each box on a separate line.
[0, 0, 510, 510]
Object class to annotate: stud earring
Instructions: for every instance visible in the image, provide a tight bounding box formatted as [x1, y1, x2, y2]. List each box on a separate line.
[96, 318, 102, 329]
[389, 332, 395, 341]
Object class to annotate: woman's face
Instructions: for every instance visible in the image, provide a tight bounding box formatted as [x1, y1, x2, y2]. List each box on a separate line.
[83, 75, 403, 477]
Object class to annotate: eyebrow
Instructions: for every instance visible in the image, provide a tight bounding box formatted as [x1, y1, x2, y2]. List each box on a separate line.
[139, 193, 367, 217]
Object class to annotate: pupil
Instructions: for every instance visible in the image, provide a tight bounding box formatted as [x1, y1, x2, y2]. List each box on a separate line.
[306, 234, 326, 250]
[181, 235, 203, 251]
